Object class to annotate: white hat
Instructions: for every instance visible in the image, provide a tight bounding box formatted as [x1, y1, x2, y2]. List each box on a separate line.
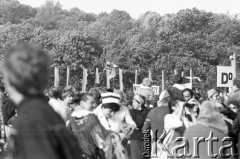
[159, 90, 170, 102]
[101, 92, 120, 104]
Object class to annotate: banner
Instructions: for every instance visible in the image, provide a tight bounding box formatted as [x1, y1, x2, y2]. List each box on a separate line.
[54, 67, 60, 88]
[109, 68, 116, 79]
[95, 67, 99, 84]
[217, 66, 234, 87]
[82, 67, 88, 92]
[104, 62, 117, 70]
[119, 69, 123, 91]
[66, 66, 70, 86]
[133, 84, 160, 95]
[106, 70, 110, 88]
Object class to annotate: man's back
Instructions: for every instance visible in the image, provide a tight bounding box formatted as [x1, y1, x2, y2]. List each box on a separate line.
[143, 106, 170, 140]
[7, 96, 80, 159]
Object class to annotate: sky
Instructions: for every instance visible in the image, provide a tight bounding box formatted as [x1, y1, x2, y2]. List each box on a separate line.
[18, 0, 240, 19]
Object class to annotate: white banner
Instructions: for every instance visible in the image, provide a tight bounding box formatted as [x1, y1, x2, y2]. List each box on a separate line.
[133, 84, 160, 95]
[217, 66, 234, 87]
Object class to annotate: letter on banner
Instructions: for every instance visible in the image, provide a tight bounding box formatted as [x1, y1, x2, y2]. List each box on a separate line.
[54, 67, 60, 88]
[82, 68, 88, 92]
[119, 69, 123, 91]
[95, 67, 99, 84]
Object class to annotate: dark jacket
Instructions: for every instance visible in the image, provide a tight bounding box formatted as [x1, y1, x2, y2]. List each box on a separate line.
[130, 107, 150, 140]
[233, 112, 240, 159]
[2, 98, 16, 125]
[68, 113, 108, 159]
[142, 106, 170, 141]
[6, 95, 81, 159]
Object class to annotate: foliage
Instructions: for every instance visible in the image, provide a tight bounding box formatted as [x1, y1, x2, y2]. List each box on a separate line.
[1, 1, 240, 95]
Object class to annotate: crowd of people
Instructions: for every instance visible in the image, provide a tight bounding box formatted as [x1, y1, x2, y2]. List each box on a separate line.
[0, 43, 240, 159]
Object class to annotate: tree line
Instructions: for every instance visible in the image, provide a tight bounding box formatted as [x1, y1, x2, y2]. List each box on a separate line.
[0, 0, 240, 96]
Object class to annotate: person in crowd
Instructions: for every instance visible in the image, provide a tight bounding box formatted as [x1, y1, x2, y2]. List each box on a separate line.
[184, 101, 230, 159]
[168, 74, 185, 101]
[142, 90, 171, 157]
[93, 92, 126, 159]
[113, 90, 136, 135]
[228, 92, 240, 113]
[182, 98, 199, 127]
[94, 83, 101, 88]
[61, 90, 74, 122]
[182, 88, 194, 102]
[89, 87, 102, 106]
[163, 97, 186, 158]
[68, 93, 111, 159]
[48, 87, 69, 122]
[232, 78, 240, 93]
[208, 88, 236, 120]
[129, 94, 150, 159]
[137, 78, 154, 102]
[63, 85, 76, 95]
[3, 44, 80, 159]
[194, 92, 201, 101]
[1, 97, 16, 126]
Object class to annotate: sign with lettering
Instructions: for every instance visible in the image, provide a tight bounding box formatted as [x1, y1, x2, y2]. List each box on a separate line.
[217, 66, 234, 87]
[133, 84, 160, 95]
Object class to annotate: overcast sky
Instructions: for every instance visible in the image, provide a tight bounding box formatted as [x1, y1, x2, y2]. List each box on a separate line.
[18, 0, 240, 19]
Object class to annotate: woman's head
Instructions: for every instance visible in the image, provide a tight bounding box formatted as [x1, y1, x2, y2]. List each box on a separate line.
[89, 88, 102, 106]
[227, 91, 240, 113]
[101, 92, 121, 118]
[101, 103, 120, 118]
[142, 78, 152, 87]
[168, 97, 184, 114]
[198, 101, 221, 119]
[3, 44, 50, 97]
[48, 87, 61, 99]
[132, 94, 145, 110]
[71, 93, 96, 111]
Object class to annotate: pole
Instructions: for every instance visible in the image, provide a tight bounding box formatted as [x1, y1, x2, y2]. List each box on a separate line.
[66, 66, 70, 86]
[233, 53, 237, 79]
[95, 67, 99, 84]
[162, 70, 165, 91]
[119, 69, 123, 91]
[54, 67, 59, 88]
[190, 68, 193, 89]
[149, 70, 152, 80]
[135, 69, 138, 84]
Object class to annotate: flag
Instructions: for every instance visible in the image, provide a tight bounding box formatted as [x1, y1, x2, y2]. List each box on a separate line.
[95, 67, 99, 84]
[109, 68, 116, 79]
[54, 67, 60, 87]
[119, 69, 123, 91]
[66, 66, 70, 86]
[104, 62, 117, 70]
[82, 67, 88, 92]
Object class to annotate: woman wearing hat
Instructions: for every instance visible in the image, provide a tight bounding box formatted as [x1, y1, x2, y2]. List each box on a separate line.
[93, 92, 127, 159]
